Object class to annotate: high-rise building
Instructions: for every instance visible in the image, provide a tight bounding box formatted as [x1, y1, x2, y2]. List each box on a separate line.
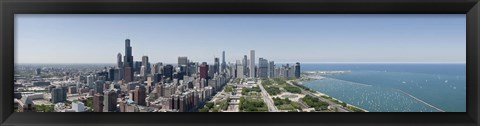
[86, 74, 94, 88]
[295, 62, 301, 79]
[250, 50, 255, 78]
[142, 55, 150, 75]
[124, 67, 133, 83]
[117, 53, 123, 68]
[214, 57, 220, 74]
[94, 81, 105, 94]
[163, 64, 174, 81]
[152, 62, 163, 74]
[123, 39, 133, 68]
[51, 87, 66, 103]
[208, 65, 215, 79]
[236, 60, 244, 78]
[178, 57, 188, 67]
[134, 61, 142, 72]
[134, 85, 147, 106]
[123, 39, 134, 83]
[269, 61, 275, 78]
[258, 58, 269, 78]
[103, 90, 118, 112]
[93, 93, 104, 112]
[140, 66, 147, 77]
[221, 51, 226, 73]
[243, 55, 248, 77]
[108, 67, 115, 81]
[113, 68, 121, 81]
[199, 62, 209, 79]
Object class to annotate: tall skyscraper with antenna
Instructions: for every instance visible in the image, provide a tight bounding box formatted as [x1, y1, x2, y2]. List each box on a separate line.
[123, 38, 134, 83]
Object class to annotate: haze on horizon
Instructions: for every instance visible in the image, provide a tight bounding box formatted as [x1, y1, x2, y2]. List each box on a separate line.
[15, 14, 466, 64]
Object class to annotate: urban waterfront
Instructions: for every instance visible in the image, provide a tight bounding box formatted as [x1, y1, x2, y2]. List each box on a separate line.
[14, 14, 466, 112]
[13, 40, 466, 112]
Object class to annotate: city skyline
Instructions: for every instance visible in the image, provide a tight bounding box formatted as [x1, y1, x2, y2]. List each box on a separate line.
[15, 14, 466, 64]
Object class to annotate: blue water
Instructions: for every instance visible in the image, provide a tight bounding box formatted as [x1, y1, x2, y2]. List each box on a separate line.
[301, 63, 466, 112]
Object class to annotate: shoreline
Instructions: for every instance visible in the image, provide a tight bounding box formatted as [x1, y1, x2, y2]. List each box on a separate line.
[297, 75, 369, 112]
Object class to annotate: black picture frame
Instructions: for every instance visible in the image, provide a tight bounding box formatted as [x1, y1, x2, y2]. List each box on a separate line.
[1, 0, 479, 126]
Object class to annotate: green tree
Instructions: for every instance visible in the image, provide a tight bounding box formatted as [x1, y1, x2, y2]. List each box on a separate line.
[199, 107, 210, 112]
[205, 102, 214, 109]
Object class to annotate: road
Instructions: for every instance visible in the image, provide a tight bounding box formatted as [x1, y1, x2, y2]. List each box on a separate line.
[286, 81, 351, 112]
[257, 80, 279, 112]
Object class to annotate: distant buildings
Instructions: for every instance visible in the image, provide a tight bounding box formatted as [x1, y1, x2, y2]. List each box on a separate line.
[258, 58, 269, 78]
[295, 62, 301, 78]
[250, 50, 255, 78]
[32, 81, 50, 86]
[35, 68, 42, 75]
[163, 64, 174, 81]
[236, 60, 244, 78]
[243, 55, 248, 77]
[221, 51, 226, 73]
[269, 61, 275, 78]
[178, 57, 188, 67]
[199, 62, 209, 79]
[117, 53, 123, 68]
[141, 55, 150, 77]
[87, 74, 94, 88]
[214, 57, 220, 74]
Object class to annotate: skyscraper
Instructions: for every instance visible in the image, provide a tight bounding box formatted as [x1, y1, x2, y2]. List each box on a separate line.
[140, 66, 147, 77]
[236, 60, 244, 78]
[243, 55, 248, 77]
[123, 39, 133, 68]
[123, 39, 134, 83]
[258, 58, 269, 78]
[269, 61, 275, 78]
[152, 62, 163, 74]
[51, 87, 66, 103]
[86, 74, 94, 88]
[295, 62, 301, 79]
[134, 85, 147, 106]
[93, 93, 104, 112]
[124, 67, 133, 83]
[103, 90, 118, 112]
[142, 55, 150, 75]
[163, 64, 174, 81]
[117, 53, 123, 68]
[214, 57, 220, 74]
[221, 51, 226, 72]
[199, 62, 209, 79]
[250, 50, 255, 78]
[178, 57, 188, 67]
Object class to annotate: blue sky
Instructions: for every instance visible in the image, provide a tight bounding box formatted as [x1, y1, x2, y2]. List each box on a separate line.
[15, 14, 466, 64]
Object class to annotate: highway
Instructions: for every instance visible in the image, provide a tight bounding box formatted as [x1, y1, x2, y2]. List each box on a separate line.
[257, 80, 279, 112]
[286, 80, 351, 112]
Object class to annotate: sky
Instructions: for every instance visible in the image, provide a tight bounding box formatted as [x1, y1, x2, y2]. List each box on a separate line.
[15, 14, 466, 64]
